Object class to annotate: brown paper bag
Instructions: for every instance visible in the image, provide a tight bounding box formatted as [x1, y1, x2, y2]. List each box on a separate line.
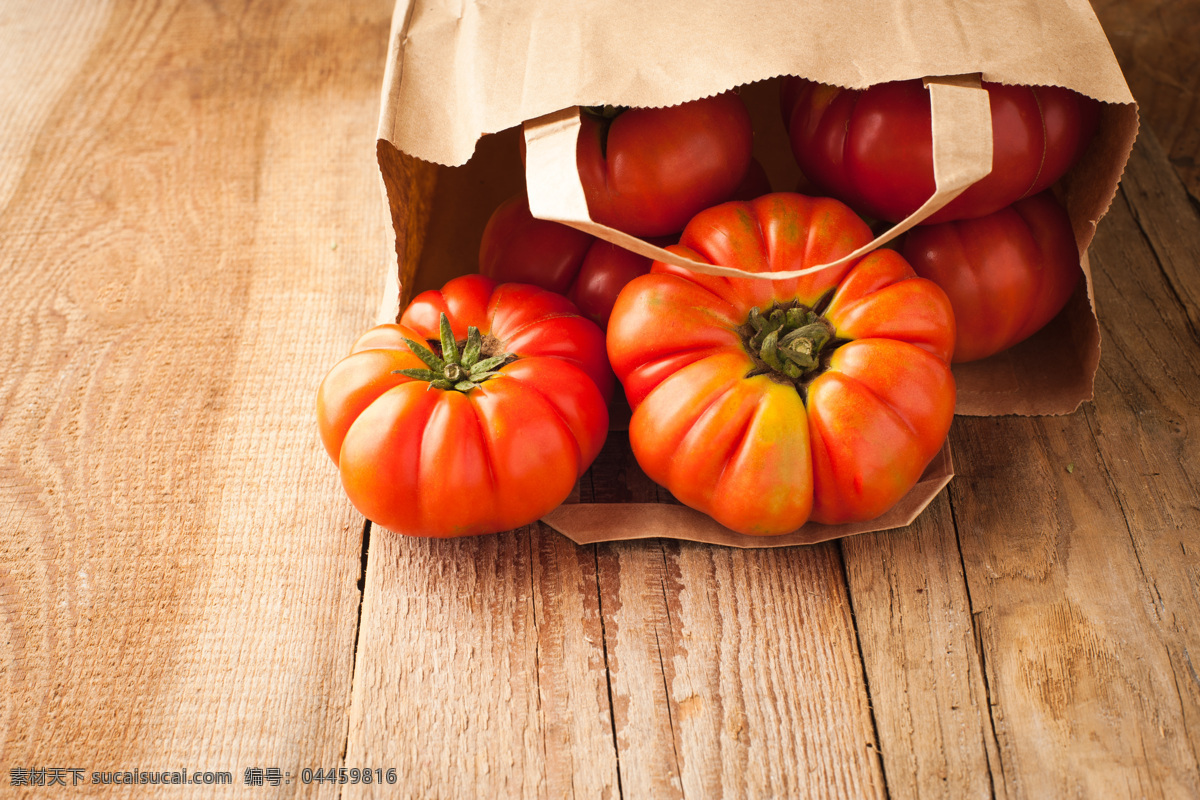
[373, 0, 1138, 547]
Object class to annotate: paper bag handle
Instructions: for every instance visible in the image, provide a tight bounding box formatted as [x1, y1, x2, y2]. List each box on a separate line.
[523, 75, 993, 279]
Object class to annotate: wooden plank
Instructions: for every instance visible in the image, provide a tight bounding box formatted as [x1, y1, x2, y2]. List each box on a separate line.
[1091, 0, 1200, 201]
[1084, 128, 1200, 784]
[577, 432, 886, 796]
[840, 497, 999, 800]
[0, 0, 392, 793]
[942, 132, 1200, 798]
[595, 539, 886, 799]
[0, 0, 112, 211]
[343, 527, 619, 799]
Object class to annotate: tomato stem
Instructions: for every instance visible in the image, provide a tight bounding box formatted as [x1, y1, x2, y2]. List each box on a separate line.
[739, 300, 841, 395]
[392, 313, 515, 393]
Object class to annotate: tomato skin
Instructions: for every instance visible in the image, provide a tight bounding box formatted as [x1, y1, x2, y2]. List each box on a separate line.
[607, 193, 955, 535]
[317, 275, 610, 537]
[806, 340, 955, 523]
[900, 191, 1081, 362]
[577, 92, 754, 237]
[730, 157, 773, 201]
[780, 77, 1099, 224]
[479, 195, 650, 329]
[567, 242, 652, 329]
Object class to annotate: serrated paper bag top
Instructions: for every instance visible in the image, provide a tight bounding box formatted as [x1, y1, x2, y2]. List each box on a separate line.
[379, 0, 1133, 169]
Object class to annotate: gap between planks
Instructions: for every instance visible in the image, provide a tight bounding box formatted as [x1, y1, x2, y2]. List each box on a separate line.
[836, 542, 894, 800]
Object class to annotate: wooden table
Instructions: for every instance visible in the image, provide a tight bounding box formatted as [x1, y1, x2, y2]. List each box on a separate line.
[3, 1, 1198, 797]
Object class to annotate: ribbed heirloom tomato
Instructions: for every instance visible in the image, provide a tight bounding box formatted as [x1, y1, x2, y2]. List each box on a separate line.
[606, 194, 957, 536]
[317, 275, 611, 537]
[900, 191, 1081, 362]
[479, 195, 651, 329]
[780, 77, 1099, 224]
[576, 91, 754, 237]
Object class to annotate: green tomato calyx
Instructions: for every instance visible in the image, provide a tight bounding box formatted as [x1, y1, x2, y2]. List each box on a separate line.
[740, 300, 842, 391]
[392, 313, 513, 392]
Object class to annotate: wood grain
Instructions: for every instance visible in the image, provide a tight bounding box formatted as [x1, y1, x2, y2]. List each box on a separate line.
[3, 1, 1200, 798]
[343, 527, 619, 800]
[0, 0, 113, 211]
[937, 132, 1200, 797]
[593, 540, 886, 799]
[1085, 128, 1200, 790]
[840, 497, 999, 800]
[0, 0, 393, 795]
[1091, 0, 1200, 202]
[347, 435, 887, 799]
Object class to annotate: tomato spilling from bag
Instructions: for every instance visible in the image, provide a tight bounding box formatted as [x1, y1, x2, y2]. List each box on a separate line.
[780, 77, 1099, 224]
[606, 194, 957, 536]
[479, 195, 651, 329]
[317, 275, 611, 537]
[901, 191, 1081, 362]
[577, 91, 754, 237]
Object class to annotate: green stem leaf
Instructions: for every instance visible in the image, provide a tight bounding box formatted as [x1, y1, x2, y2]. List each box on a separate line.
[402, 337, 444, 371]
[394, 367, 442, 382]
[470, 355, 508, 375]
[760, 330, 785, 372]
[439, 314, 459, 365]
[461, 327, 483, 368]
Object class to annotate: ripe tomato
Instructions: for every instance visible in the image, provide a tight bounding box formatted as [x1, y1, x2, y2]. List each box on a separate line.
[780, 77, 1100, 224]
[576, 91, 754, 237]
[317, 275, 610, 537]
[901, 191, 1081, 363]
[607, 193, 956, 536]
[730, 157, 773, 201]
[479, 195, 651, 329]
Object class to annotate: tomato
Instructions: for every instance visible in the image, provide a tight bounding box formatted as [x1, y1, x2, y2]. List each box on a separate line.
[606, 193, 956, 535]
[900, 191, 1081, 363]
[729, 157, 773, 201]
[479, 195, 651, 329]
[317, 275, 610, 537]
[780, 77, 1100, 224]
[576, 91, 754, 237]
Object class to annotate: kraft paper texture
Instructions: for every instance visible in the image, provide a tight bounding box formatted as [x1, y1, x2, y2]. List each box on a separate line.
[379, 0, 1133, 169]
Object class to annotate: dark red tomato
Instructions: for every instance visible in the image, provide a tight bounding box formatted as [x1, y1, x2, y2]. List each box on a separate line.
[479, 195, 651, 329]
[729, 157, 773, 201]
[780, 77, 1100, 224]
[901, 191, 1081, 362]
[576, 92, 754, 237]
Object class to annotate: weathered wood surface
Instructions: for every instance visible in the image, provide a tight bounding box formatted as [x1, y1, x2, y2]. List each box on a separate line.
[2, 1, 1199, 799]
[0, 0, 390, 797]
[1093, 0, 1200, 203]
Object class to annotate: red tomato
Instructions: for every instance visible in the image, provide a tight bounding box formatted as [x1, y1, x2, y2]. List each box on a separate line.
[780, 77, 1100, 224]
[576, 92, 754, 237]
[729, 157, 773, 201]
[607, 193, 956, 535]
[317, 275, 610, 537]
[479, 195, 651, 328]
[900, 191, 1081, 362]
